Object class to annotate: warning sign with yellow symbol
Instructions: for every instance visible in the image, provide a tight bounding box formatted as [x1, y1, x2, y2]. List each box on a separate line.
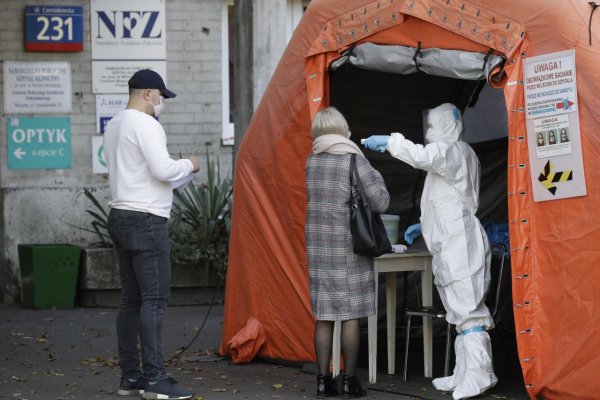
[524, 49, 587, 202]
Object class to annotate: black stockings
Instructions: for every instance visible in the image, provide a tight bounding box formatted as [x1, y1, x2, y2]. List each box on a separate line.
[314, 320, 334, 376]
[314, 319, 361, 377]
[341, 319, 360, 377]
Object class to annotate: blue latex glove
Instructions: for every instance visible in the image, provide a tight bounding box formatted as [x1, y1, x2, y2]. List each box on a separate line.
[404, 223, 422, 245]
[362, 135, 390, 153]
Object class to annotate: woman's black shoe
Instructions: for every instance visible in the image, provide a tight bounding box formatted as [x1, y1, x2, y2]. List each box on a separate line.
[341, 375, 367, 398]
[316, 374, 339, 398]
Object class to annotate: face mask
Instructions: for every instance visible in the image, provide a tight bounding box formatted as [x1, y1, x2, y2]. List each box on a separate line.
[148, 91, 164, 117]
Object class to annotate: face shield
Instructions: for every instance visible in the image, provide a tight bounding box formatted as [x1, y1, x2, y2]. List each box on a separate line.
[423, 103, 464, 143]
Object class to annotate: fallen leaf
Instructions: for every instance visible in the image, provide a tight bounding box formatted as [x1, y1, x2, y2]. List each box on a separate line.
[272, 383, 283, 389]
[45, 369, 64, 376]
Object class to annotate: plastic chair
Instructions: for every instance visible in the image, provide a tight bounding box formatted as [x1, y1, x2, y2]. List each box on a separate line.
[402, 243, 507, 382]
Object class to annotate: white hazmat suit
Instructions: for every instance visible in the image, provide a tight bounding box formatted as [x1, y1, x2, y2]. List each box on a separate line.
[386, 103, 497, 399]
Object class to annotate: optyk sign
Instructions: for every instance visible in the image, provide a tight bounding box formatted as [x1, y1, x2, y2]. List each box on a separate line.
[7, 117, 72, 169]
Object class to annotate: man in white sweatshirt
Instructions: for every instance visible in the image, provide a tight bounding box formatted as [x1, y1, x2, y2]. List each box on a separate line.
[103, 69, 200, 400]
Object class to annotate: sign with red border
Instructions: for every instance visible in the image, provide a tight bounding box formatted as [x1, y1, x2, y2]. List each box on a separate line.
[25, 5, 83, 52]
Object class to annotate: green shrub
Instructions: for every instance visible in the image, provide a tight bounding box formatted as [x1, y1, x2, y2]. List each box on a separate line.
[65, 188, 112, 248]
[170, 152, 233, 287]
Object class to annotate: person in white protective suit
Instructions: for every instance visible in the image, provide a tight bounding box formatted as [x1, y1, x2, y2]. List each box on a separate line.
[363, 103, 498, 400]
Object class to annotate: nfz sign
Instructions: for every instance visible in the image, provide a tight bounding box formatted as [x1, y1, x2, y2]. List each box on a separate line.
[90, 0, 166, 60]
[7, 117, 72, 169]
[25, 6, 83, 52]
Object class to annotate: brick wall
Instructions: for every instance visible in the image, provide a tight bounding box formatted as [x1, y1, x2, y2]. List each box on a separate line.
[0, 0, 232, 302]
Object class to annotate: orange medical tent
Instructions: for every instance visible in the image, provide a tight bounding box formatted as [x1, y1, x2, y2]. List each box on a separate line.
[220, 1, 600, 398]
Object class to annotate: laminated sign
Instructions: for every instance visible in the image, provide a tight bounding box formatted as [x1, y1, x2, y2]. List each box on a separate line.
[6, 117, 72, 169]
[90, 0, 167, 93]
[523, 49, 586, 202]
[3, 61, 72, 114]
[25, 5, 84, 51]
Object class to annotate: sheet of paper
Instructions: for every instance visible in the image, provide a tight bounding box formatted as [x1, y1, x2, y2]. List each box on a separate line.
[391, 244, 407, 253]
[171, 174, 194, 193]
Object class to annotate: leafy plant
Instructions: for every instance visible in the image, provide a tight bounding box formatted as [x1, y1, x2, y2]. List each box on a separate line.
[170, 150, 233, 287]
[66, 189, 113, 248]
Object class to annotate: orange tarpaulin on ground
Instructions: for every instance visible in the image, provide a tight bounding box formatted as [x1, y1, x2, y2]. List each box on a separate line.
[220, 1, 600, 398]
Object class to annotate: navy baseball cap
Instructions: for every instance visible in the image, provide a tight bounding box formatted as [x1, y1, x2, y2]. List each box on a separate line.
[128, 69, 176, 99]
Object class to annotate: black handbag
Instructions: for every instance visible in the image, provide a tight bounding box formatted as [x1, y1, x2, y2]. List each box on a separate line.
[349, 154, 391, 257]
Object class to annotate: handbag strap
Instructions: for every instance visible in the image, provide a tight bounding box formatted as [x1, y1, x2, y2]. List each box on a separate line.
[349, 154, 369, 209]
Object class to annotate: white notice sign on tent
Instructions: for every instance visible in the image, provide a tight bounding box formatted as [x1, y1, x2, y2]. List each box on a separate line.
[524, 49, 577, 120]
[524, 49, 586, 202]
[533, 114, 572, 159]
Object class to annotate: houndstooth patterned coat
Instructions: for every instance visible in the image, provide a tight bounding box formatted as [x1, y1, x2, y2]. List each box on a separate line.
[306, 153, 390, 321]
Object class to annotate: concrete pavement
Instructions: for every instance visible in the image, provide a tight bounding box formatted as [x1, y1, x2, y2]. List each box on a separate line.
[0, 304, 527, 400]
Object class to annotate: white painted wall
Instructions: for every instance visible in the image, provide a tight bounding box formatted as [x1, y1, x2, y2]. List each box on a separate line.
[252, 0, 309, 109]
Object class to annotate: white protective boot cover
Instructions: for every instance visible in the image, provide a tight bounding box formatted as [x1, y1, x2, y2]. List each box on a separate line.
[452, 331, 498, 400]
[432, 334, 465, 392]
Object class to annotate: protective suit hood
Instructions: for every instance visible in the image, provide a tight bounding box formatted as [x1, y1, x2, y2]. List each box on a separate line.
[425, 103, 463, 144]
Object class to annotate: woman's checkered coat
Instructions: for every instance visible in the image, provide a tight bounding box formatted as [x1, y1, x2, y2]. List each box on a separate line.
[305, 153, 390, 321]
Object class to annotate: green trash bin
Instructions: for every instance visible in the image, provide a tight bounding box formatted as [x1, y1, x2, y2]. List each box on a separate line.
[18, 244, 82, 309]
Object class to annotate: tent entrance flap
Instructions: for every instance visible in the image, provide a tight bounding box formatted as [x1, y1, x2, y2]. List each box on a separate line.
[330, 42, 506, 82]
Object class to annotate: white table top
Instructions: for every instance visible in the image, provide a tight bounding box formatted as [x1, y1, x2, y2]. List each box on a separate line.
[374, 251, 432, 272]
[376, 250, 431, 259]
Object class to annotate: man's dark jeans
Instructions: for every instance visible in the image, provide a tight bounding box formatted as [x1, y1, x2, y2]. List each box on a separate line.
[108, 208, 171, 381]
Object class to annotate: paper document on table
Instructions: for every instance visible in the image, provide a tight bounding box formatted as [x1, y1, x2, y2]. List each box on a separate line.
[171, 175, 194, 193]
[391, 244, 407, 253]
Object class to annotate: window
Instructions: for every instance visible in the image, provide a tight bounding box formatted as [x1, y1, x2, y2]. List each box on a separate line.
[287, 0, 309, 40]
[221, 0, 235, 146]
[221, 0, 310, 146]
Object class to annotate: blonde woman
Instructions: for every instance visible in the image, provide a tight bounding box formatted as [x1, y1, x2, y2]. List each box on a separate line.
[305, 107, 390, 398]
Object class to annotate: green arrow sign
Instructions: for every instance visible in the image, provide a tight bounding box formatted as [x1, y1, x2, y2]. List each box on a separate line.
[6, 117, 72, 169]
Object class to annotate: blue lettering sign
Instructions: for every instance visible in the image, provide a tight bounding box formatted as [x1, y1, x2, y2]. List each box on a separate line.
[95, 10, 161, 39]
